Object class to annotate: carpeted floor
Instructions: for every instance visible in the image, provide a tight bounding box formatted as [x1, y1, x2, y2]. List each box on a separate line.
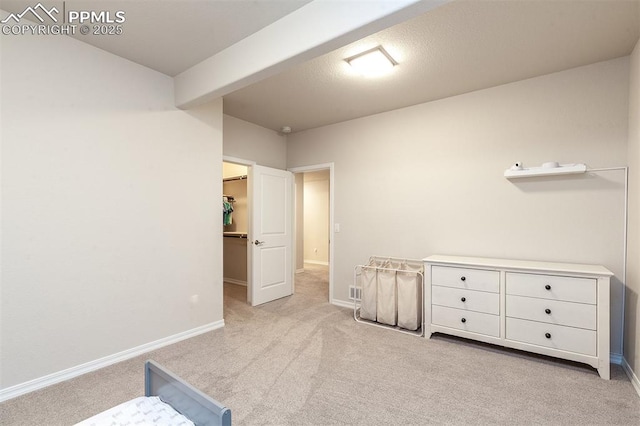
[1, 263, 639, 425]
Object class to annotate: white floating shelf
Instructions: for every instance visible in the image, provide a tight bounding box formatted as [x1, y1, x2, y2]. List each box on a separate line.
[504, 163, 587, 179]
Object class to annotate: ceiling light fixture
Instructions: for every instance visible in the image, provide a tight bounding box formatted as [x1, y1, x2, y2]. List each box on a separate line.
[345, 46, 397, 77]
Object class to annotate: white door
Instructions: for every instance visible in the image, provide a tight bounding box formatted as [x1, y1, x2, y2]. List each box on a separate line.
[250, 165, 293, 306]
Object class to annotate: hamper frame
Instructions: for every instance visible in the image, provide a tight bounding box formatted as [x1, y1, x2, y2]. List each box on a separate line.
[353, 256, 424, 337]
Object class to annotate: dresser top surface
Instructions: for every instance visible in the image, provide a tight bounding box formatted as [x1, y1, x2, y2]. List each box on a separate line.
[423, 255, 614, 277]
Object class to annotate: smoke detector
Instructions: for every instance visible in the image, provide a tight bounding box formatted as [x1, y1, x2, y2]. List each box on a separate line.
[280, 126, 292, 134]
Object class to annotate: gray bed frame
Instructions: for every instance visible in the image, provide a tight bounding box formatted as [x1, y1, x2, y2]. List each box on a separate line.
[145, 360, 231, 426]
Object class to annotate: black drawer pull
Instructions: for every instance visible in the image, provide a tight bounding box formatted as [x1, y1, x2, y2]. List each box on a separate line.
[460, 276, 466, 281]
[545, 333, 551, 339]
[545, 308, 551, 314]
[461, 318, 467, 323]
[461, 297, 466, 302]
[545, 284, 551, 290]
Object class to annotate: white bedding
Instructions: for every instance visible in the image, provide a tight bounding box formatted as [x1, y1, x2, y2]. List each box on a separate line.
[75, 396, 195, 426]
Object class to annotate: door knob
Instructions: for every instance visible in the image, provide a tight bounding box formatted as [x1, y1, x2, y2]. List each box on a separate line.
[253, 240, 265, 246]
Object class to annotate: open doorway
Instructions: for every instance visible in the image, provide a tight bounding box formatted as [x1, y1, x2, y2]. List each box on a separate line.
[223, 158, 295, 307]
[291, 163, 334, 304]
[223, 161, 249, 303]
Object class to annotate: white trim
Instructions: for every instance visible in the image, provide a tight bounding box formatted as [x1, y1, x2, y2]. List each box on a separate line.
[621, 357, 640, 397]
[289, 163, 335, 305]
[295, 268, 305, 273]
[331, 298, 354, 309]
[224, 278, 247, 286]
[222, 155, 256, 166]
[304, 259, 329, 266]
[0, 320, 225, 403]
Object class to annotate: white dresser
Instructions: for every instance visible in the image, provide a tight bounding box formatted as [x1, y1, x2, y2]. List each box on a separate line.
[424, 255, 613, 379]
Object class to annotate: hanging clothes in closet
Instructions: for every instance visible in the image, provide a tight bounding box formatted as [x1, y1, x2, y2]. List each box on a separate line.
[223, 196, 234, 226]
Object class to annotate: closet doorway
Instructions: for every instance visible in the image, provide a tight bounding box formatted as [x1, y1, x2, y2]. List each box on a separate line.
[291, 163, 334, 304]
[222, 158, 294, 307]
[223, 161, 249, 303]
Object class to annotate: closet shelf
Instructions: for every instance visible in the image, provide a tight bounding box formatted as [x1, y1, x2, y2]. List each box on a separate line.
[223, 175, 247, 182]
[223, 232, 247, 239]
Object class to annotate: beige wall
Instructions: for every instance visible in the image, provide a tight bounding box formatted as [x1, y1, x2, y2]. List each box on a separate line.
[303, 171, 330, 264]
[1, 25, 224, 389]
[295, 173, 305, 271]
[625, 37, 640, 381]
[223, 114, 287, 169]
[223, 237, 248, 284]
[223, 162, 248, 179]
[287, 58, 629, 355]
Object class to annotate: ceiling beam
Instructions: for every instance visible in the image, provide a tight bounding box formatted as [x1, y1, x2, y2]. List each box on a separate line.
[174, 0, 450, 109]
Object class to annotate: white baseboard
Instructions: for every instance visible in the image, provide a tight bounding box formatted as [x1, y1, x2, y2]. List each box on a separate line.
[0, 320, 225, 403]
[621, 356, 640, 398]
[295, 268, 305, 274]
[224, 278, 247, 286]
[304, 260, 329, 266]
[331, 298, 355, 309]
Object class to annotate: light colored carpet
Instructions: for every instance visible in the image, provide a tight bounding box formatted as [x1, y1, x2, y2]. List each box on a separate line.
[1, 264, 639, 425]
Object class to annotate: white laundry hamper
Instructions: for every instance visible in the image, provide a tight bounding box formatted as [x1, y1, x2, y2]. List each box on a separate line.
[397, 261, 423, 331]
[376, 266, 397, 326]
[359, 261, 378, 321]
[354, 256, 424, 336]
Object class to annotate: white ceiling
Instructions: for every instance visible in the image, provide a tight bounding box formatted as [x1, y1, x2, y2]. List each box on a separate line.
[224, 0, 640, 133]
[2, 0, 639, 133]
[0, 0, 313, 76]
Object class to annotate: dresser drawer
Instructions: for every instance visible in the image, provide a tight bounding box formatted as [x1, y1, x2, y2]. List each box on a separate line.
[506, 272, 596, 304]
[506, 318, 596, 356]
[432, 266, 499, 293]
[432, 285, 499, 315]
[432, 305, 500, 337]
[506, 295, 596, 330]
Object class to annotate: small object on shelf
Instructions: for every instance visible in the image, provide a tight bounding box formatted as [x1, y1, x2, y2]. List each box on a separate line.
[504, 162, 587, 178]
[509, 162, 524, 171]
[542, 161, 560, 168]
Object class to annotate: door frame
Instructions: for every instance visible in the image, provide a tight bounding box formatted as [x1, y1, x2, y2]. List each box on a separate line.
[223, 156, 256, 304]
[288, 163, 335, 304]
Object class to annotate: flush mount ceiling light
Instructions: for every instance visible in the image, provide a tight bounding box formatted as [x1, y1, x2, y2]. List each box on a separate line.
[345, 46, 397, 77]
